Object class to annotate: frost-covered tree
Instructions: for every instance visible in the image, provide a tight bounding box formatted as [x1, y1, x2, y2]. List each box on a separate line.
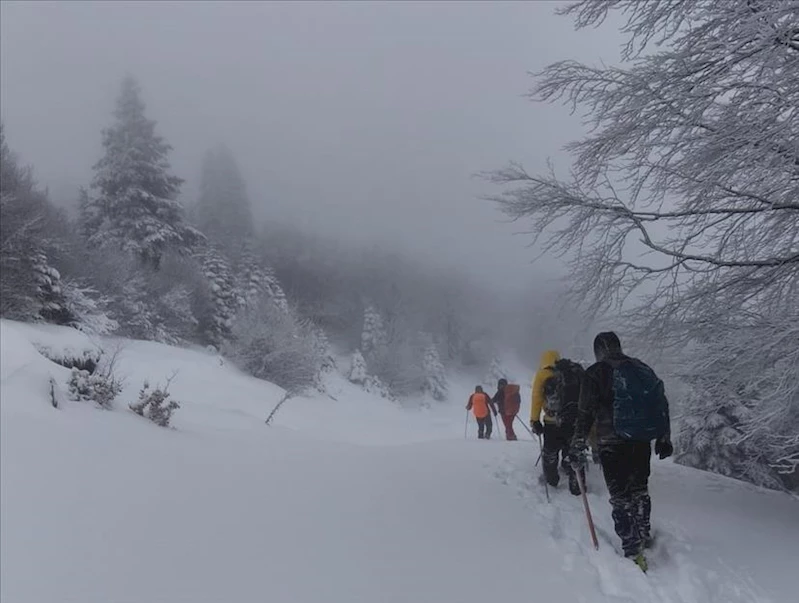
[196, 144, 253, 251]
[31, 250, 73, 325]
[484, 356, 508, 387]
[422, 343, 448, 401]
[361, 304, 388, 358]
[488, 0, 799, 490]
[240, 260, 288, 314]
[348, 349, 368, 385]
[0, 125, 52, 319]
[198, 246, 240, 345]
[85, 76, 203, 270]
[347, 349, 393, 400]
[677, 310, 799, 489]
[224, 297, 319, 393]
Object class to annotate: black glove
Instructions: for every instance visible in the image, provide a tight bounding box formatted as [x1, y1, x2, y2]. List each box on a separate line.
[655, 438, 673, 460]
[493, 410, 499, 417]
[568, 446, 587, 470]
[567, 437, 587, 469]
[531, 420, 544, 435]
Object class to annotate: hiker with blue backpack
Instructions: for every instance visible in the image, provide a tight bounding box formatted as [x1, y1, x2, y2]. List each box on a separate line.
[568, 331, 673, 572]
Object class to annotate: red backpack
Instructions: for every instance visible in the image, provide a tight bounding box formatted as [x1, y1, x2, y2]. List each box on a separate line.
[503, 383, 521, 416]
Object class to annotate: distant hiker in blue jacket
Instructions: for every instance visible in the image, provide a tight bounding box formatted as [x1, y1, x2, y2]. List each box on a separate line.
[569, 331, 673, 572]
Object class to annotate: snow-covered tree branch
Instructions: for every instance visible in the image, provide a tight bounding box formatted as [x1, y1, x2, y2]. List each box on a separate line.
[487, 0, 799, 489]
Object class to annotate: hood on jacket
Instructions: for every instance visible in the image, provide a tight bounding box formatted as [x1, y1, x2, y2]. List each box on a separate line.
[538, 350, 561, 370]
[593, 331, 622, 361]
[504, 383, 520, 397]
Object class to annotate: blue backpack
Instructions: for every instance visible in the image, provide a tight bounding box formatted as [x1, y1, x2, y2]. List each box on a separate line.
[610, 358, 669, 442]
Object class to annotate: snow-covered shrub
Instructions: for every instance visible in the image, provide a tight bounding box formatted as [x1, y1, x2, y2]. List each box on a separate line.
[65, 346, 123, 409]
[422, 343, 448, 401]
[224, 297, 320, 394]
[129, 381, 180, 428]
[68, 366, 122, 409]
[37, 345, 101, 374]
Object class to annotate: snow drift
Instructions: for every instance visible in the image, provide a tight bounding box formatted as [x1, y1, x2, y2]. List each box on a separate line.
[1, 320, 797, 603]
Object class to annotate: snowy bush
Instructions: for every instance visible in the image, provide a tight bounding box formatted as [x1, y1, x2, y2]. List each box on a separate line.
[37, 345, 101, 374]
[224, 297, 320, 394]
[64, 345, 124, 409]
[68, 367, 122, 409]
[129, 381, 181, 428]
[422, 344, 448, 401]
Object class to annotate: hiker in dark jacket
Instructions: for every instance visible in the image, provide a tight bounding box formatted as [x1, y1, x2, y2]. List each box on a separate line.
[492, 378, 520, 440]
[569, 331, 673, 571]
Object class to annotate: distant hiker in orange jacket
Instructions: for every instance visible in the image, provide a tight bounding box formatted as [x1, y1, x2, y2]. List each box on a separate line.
[493, 378, 520, 440]
[466, 386, 497, 439]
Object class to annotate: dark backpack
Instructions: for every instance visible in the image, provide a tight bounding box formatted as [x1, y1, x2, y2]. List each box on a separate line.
[610, 358, 669, 442]
[542, 359, 583, 425]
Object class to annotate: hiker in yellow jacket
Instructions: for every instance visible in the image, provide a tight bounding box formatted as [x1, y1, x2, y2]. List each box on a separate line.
[530, 349, 585, 495]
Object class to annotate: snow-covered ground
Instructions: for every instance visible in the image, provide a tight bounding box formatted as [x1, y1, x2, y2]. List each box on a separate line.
[1, 320, 797, 603]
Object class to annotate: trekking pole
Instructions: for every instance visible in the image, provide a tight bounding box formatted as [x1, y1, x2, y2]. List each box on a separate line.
[576, 466, 599, 550]
[535, 433, 543, 467]
[464, 410, 469, 439]
[537, 434, 550, 503]
[515, 416, 534, 439]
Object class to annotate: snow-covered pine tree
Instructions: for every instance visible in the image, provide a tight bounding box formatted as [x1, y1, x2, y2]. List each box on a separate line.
[199, 246, 239, 346]
[347, 349, 393, 400]
[422, 343, 448, 401]
[234, 246, 289, 313]
[85, 76, 203, 270]
[484, 356, 508, 387]
[348, 349, 368, 385]
[1, 125, 52, 320]
[196, 144, 253, 251]
[31, 249, 73, 325]
[361, 304, 387, 358]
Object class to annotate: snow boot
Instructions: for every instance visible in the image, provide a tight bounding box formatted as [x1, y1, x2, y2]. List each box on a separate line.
[568, 470, 582, 496]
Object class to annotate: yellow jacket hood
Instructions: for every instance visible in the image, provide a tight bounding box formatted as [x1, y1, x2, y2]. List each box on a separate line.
[539, 350, 561, 370]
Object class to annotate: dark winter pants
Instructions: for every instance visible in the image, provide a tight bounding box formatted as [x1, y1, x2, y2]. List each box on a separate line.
[599, 441, 652, 557]
[501, 414, 517, 440]
[542, 423, 575, 486]
[476, 415, 493, 439]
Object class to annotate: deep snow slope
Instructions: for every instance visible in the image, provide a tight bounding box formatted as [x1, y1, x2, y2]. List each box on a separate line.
[1, 320, 797, 603]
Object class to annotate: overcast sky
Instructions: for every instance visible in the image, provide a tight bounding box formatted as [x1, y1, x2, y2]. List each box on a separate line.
[1, 0, 624, 290]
